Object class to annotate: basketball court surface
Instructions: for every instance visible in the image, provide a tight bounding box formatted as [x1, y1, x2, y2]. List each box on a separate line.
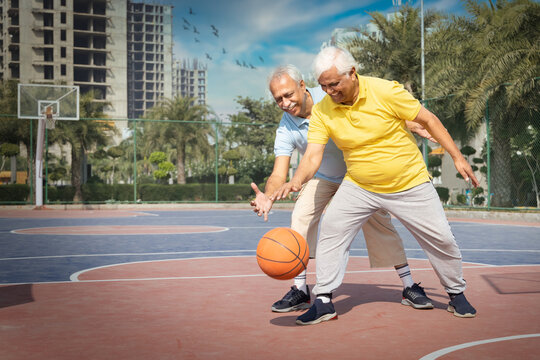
[1, 206, 539, 359]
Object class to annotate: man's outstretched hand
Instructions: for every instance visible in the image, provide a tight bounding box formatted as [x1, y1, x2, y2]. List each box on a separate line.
[250, 182, 273, 221]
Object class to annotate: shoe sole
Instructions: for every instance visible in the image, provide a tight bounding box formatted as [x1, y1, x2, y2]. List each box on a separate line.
[447, 305, 476, 318]
[295, 312, 337, 326]
[271, 302, 311, 313]
[401, 298, 434, 309]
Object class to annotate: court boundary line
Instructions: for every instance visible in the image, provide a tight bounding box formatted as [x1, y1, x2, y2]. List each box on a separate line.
[67, 255, 537, 283]
[10, 225, 230, 235]
[1, 261, 538, 286]
[1, 248, 538, 262]
[419, 333, 540, 360]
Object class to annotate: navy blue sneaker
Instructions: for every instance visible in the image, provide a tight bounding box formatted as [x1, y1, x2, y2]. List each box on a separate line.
[295, 298, 337, 325]
[401, 283, 434, 309]
[447, 292, 476, 318]
[271, 286, 310, 313]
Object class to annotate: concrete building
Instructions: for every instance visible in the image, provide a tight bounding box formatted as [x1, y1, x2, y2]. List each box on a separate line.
[172, 58, 207, 106]
[127, 1, 173, 119]
[1, 0, 127, 119]
[0, 0, 173, 121]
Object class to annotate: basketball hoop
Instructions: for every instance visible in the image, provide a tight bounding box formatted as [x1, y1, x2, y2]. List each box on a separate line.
[44, 106, 56, 129]
[18, 83, 79, 208]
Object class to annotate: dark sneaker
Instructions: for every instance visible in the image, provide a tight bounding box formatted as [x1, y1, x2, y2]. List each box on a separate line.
[401, 283, 434, 309]
[271, 286, 310, 313]
[447, 293, 476, 318]
[295, 298, 337, 326]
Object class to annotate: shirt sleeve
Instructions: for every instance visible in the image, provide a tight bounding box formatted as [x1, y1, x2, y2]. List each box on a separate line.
[307, 105, 330, 145]
[385, 81, 422, 121]
[273, 121, 295, 157]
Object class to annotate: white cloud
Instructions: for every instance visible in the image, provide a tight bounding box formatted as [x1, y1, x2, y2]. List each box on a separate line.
[172, 0, 464, 117]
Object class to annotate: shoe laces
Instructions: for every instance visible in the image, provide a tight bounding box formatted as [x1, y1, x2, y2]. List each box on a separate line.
[411, 282, 427, 296]
[283, 286, 306, 302]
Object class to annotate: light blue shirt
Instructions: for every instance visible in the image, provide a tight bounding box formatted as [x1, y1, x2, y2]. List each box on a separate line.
[273, 87, 346, 183]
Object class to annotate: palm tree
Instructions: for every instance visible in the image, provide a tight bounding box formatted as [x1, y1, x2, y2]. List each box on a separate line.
[50, 91, 115, 201]
[341, 4, 440, 98]
[143, 96, 212, 184]
[0, 81, 34, 188]
[428, 0, 540, 207]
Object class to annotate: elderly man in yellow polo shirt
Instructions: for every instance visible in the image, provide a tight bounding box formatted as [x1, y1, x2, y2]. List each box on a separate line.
[272, 46, 479, 326]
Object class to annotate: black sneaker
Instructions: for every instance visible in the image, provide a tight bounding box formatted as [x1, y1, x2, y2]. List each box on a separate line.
[271, 286, 310, 313]
[401, 283, 434, 309]
[295, 298, 337, 326]
[447, 292, 476, 318]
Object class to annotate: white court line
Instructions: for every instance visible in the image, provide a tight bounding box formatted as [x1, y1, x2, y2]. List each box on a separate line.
[0, 249, 257, 261]
[69, 261, 492, 283]
[134, 212, 159, 217]
[1, 248, 539, 262]
[419, 333, 540, 360]
[0, 258, 538, 286]
[10, 225, 230, 235]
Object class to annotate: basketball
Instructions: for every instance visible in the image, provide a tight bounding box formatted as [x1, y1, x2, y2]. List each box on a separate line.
[256, 227, 309, 280]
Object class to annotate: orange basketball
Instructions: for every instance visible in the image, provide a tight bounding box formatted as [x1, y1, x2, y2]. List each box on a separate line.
[256, 227, 309, 280]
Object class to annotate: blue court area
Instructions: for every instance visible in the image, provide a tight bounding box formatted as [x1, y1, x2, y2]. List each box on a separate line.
[0, 209, 539, 284]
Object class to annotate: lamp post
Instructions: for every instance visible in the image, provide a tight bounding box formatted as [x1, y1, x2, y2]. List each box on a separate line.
[420, 0, 428, 163]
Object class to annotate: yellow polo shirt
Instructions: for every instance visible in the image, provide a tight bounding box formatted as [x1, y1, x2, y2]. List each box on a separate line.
[308, 75, 430, 193]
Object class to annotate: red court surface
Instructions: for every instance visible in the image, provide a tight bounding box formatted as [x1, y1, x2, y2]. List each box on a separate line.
[1, 257, 539, 360]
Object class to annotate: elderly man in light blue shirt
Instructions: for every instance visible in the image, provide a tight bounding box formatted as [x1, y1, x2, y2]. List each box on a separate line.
[251, 64, 435, 313]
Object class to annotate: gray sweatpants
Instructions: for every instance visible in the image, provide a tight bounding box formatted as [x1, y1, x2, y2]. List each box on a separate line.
[314, 180, 466, 296]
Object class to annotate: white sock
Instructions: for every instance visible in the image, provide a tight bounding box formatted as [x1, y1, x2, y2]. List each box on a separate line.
[317, 295, 331, 303]
[293, 270, 307, 294]
[395, 264, 414, 289]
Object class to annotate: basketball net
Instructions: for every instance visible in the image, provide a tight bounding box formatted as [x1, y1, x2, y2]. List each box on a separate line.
[44, 106, 56, 129]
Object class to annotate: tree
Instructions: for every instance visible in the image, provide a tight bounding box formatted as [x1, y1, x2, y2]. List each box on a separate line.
[511, 120, 540, 207]
[144, 96, 212, 184]
[222, 97, 281, 184]
[428, 0, 540, 207]
[226, 97, 281, 155]
[149, 151, 175, 183]
[106, 145, 124, 184]
[0, 143, 19, 183]
[0, 81, 33, 188]
[341, 4, 440, 99]
[50, 91, 115, 201]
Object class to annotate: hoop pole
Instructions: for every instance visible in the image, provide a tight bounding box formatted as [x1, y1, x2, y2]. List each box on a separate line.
[35, 116, 46, 207]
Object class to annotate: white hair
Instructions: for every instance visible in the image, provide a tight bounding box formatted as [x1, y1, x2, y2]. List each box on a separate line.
[267, 64, 304, 89]
[312, 46, 357, 80]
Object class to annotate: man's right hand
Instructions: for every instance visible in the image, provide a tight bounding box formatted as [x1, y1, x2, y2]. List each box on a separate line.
[250, 183, 273, 221]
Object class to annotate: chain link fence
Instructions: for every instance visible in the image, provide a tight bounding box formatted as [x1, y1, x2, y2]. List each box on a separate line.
[423, 80, 539, 209]
[1, 82, 539, 209]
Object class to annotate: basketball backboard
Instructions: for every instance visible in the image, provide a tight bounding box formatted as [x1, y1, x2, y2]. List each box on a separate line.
[18, 84, 79, 121]
[18, 84, 80, 208]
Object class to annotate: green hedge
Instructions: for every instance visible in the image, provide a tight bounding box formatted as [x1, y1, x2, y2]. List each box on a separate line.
[0, 183, 458, 204]
[0, 184, 29, 202]
[0, 183, 255, 203]
[138, 183, 253, 201]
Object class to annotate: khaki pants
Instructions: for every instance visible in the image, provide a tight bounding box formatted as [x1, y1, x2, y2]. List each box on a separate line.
[291, 178, 407, 268]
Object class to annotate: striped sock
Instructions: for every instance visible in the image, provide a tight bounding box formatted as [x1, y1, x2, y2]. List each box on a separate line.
[294, 270, 307, 294]
[395, 264, 414, 289]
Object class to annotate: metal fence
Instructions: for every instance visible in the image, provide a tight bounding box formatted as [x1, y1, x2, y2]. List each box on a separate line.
[422, 80, 539, 209]
[1, 83, 539, 210]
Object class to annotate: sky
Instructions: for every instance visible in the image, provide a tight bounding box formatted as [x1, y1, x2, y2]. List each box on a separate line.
[166, 0, 469, 118]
